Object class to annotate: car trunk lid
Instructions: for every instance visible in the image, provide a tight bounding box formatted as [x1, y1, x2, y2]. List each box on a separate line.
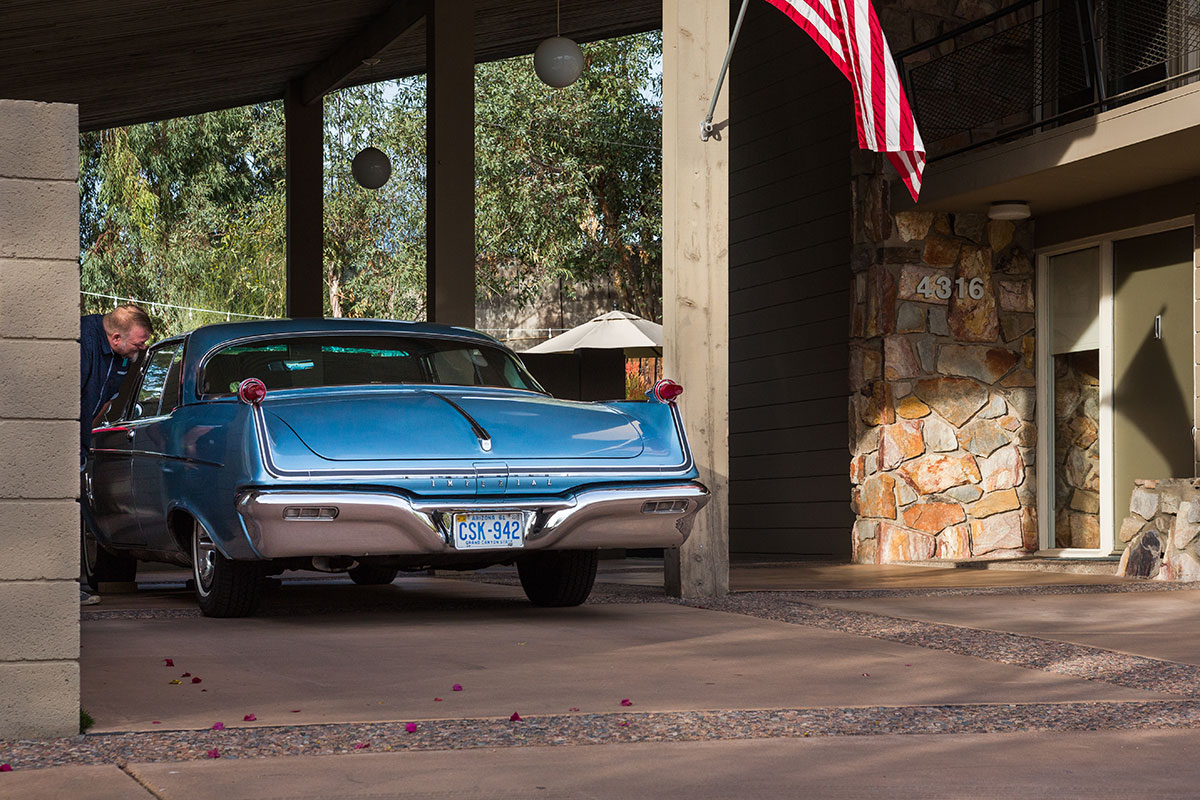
[263, 388, 644, 461]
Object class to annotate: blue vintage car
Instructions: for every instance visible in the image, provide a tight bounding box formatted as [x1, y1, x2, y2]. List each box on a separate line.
[83, 319, 708, 616]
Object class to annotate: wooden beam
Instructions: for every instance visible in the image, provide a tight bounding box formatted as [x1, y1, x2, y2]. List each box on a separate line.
[426, 0, 476, 327]
[299, 0, 426, 106]
[285, 79, 324, 318]
[662, 0, 730, 598]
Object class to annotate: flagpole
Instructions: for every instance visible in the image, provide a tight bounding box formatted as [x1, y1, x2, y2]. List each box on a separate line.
[700, 0, 752, 141]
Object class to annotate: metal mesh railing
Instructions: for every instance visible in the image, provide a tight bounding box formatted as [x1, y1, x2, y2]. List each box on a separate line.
[902, 0, 1200, 158]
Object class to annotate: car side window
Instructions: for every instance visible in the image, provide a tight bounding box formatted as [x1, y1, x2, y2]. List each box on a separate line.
[130, 345, 179, 421]
[158, 346, 184, 414]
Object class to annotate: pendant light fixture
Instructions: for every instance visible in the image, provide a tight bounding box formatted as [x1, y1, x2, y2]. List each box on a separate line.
[533, 0, 584, 88]
[351, 58, 393, 189]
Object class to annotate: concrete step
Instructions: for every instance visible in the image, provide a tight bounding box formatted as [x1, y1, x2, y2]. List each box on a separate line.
[904, 557, 1121, 575]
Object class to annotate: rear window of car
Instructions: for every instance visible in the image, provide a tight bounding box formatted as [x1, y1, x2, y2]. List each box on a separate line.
[200, 335, 540, 395]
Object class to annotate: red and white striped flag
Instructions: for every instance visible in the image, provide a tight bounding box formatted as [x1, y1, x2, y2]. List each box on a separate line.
[762, 0, 926, 200]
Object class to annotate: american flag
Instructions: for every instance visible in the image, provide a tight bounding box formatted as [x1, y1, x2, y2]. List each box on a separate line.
[762, 0, 926, 201]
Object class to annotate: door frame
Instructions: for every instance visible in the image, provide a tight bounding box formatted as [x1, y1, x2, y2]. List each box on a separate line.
[1034, 216, 1194, 555]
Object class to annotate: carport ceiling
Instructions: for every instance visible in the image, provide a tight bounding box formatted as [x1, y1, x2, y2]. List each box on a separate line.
[0, 0, 661, 131]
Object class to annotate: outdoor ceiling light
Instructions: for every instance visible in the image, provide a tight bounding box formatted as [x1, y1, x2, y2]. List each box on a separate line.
[534, 1, 584, 88]
[351, 58, 392, 190]
[352, 146, 392, 189]
[988, 201, 1031, 221]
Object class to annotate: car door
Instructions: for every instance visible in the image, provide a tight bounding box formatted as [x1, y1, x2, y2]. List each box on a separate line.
[86, 354, 146, 547]
[125, 342, 183, 549]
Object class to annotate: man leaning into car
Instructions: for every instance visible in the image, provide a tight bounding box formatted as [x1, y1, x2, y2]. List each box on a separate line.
[79, 303, 152, 604]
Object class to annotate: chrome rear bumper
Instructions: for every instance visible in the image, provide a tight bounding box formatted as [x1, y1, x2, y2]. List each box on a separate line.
[235, 483, 710, 559]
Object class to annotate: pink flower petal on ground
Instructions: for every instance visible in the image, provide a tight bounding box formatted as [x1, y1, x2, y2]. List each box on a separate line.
[211, 722, 224, 730]
[0, 764, 12, 772]
[206, 748, 219, 759]
[452, 684, 463, 692]
[405, 723, 418, 733]
[191, 677, 202, 684]
[510, 712, 523, 722]
[433, 698, 443, 702]
[243, 714, 256, 722]
[620, 699, 633, 707]
[152, 721, 161, 725]
[353, 742, 371, 749]
[569, 707, 580, 712]
[619, 721, 630, 727]
[163, 658, 174, 667]
[862, 673, 870, 677]
[181, 673, 191, 678]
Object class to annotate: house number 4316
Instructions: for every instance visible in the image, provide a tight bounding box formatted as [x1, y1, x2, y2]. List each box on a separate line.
[916, 276, 985, 301]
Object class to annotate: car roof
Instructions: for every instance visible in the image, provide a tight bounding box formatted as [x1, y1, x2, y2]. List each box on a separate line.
[184, 318, 499, 359]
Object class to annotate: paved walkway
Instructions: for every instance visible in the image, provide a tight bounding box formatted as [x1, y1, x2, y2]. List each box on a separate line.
[5, 561, 1200, 798]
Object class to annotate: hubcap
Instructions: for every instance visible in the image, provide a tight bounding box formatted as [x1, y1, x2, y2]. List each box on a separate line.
[193, 521, 217, 592]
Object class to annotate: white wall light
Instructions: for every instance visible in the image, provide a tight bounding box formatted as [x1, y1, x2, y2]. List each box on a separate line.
[988, 201, 1031, 220]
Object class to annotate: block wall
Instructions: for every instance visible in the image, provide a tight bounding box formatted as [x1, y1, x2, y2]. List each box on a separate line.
[0, 99, 81, 738]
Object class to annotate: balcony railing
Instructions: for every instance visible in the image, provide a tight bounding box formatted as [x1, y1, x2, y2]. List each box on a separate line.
[900, 0, 1200, 159]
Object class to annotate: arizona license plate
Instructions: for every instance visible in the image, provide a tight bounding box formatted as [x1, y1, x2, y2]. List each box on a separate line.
[452, 511, 525, 550]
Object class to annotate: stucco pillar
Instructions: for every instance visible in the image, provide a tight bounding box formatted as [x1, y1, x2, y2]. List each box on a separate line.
[0, 99, 81, 737]
[662, 0, 730, 597]
[426, 0, 476, 327]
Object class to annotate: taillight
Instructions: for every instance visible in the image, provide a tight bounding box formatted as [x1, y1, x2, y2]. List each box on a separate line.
[238, 378, 267, 406]
[650, 378, 684, 403]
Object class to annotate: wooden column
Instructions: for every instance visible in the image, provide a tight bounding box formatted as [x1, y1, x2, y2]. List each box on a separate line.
[285, 79, 324, 319]
[663, 0, 730, 597]
[426, 0, 476, 327]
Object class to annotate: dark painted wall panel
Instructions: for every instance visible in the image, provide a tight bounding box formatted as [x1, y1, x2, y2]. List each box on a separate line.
[728, 0, 853, 559]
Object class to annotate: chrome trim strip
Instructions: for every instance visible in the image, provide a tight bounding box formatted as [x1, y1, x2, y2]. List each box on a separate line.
[424, 391, 493, 453]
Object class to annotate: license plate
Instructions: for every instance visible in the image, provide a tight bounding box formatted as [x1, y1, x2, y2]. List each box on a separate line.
[452, 511, 525, 550]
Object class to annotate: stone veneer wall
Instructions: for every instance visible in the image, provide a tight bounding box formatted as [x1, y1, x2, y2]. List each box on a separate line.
[1118, 480, 1200, 580]
[0, 100, 82, 737]
[848, 158, 1038, 563]
[1053, 351, 1100, 548]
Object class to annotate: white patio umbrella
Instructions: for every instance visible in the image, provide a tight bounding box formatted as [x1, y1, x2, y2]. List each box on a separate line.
[523, 309, 663, 357]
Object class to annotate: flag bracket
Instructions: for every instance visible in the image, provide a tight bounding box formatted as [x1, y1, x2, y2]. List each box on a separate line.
[701, 0, 752, 142]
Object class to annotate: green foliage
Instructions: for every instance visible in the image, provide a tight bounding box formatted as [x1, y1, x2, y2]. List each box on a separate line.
[80, 105, 287, 335]
[475, 32, 663, 319]
[79, 707, 94, 734]
[79, 32, 662, 337]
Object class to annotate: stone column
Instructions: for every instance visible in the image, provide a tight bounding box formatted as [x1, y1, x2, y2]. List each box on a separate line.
[848, 156, 1038, 562]
[0, 100, 81, 737]
[662, 0, 730, 597]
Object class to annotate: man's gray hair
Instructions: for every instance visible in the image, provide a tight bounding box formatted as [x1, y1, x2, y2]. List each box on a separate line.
[104, 304, 153, 336]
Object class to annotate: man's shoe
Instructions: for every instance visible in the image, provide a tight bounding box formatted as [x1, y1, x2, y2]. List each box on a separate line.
[79, 590, 101, 606]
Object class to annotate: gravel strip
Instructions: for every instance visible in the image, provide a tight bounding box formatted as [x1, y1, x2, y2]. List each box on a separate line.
[6, 700, 1200, 771]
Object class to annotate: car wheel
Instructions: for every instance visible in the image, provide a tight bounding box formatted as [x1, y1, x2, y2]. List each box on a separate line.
[347, 564, 399, 585]
[81, 526, 137, 592]
[192, 519, 263, 618]
[517, 550, 598, 607]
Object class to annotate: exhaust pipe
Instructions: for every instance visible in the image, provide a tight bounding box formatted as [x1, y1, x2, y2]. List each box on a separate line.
[310, 556, 359, 573]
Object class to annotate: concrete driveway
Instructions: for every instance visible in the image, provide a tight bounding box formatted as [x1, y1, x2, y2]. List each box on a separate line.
[5, 561, 1200, 798]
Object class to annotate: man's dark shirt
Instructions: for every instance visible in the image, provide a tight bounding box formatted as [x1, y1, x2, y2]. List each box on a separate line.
[80, 314, 130, 462]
